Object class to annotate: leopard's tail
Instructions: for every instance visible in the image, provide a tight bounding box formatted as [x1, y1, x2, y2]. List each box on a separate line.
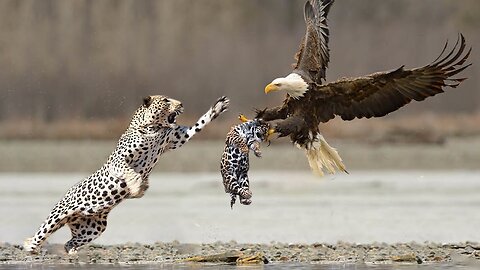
[298, 133, 348, 176]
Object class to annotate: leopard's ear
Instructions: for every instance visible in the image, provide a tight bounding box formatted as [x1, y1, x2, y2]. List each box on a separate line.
[143, 96, 153, 108]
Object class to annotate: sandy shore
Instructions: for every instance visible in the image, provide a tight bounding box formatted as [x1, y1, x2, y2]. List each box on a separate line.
[1, 242, 479, 265]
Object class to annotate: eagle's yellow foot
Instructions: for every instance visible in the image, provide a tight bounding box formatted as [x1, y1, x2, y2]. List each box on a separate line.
[238, 114, 275, 145]
[238, 114, 249, 123]
[266, 128, 275, 140]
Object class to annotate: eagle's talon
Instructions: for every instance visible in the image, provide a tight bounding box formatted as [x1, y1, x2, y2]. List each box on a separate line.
[265, 128, 276, 141]
[238, 114, 249, 123]
[254, 108, 267, 119]
[273, 125, 289, 137]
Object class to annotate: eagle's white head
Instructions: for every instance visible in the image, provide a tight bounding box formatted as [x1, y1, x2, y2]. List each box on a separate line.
[264, 73, 309, 99]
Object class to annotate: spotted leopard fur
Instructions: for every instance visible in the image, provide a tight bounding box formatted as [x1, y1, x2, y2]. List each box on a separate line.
[220, 119, 270, 208]
[24, 95, 229, 254]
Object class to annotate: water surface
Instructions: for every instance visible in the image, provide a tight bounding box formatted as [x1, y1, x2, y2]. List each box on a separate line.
[1, 171, 479, 245]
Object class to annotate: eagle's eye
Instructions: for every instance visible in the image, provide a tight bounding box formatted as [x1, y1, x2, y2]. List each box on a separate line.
[275, 83, 282, 87]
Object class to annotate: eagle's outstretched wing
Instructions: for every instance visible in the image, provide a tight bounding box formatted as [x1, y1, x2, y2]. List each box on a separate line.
[315, 34, 471, 122]
[293, 0, 334, 84]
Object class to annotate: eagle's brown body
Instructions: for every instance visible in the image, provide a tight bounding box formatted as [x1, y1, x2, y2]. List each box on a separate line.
[258, 0, 471, 175]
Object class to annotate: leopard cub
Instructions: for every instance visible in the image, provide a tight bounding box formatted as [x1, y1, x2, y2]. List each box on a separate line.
[220, 115, 272, 208]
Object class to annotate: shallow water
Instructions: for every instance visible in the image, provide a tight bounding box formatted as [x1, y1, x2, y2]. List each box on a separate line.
[1, 170, 479, 245]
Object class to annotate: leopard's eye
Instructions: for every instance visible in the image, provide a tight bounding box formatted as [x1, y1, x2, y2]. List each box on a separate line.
[162, 98, 170, 103]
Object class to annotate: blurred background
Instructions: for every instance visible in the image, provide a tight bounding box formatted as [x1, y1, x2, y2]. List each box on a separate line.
[0, 0, 479, 246]
[0, 0, 479, 172]
[0, 0, 479, 140]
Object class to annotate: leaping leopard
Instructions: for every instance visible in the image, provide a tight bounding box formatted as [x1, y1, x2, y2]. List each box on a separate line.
[24, 95, 229, 254]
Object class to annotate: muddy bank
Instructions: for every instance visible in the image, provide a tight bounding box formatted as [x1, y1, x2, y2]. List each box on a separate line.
[1, 242, 479, 265]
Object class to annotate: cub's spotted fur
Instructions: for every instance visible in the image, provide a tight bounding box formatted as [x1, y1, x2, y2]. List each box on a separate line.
[220, 118, 271, 208]
[24, 95, 229, 254]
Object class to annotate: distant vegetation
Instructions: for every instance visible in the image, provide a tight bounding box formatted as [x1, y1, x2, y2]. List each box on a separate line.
[0, 0, 478, 139]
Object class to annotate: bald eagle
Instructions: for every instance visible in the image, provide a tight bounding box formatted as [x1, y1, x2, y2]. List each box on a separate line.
[257, 0, 471, 176]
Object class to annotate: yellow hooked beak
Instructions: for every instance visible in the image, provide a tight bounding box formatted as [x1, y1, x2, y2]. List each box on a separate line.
[264, 83, 279, 94]
[238, 114, 249, 123]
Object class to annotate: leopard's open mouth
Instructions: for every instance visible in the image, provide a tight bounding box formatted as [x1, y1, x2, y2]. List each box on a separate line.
[167, 113, 177, 124]
[167, 106, 184, 125]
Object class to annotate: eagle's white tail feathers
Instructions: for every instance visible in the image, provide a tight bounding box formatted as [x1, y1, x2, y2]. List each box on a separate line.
[302, 134, 347, 176]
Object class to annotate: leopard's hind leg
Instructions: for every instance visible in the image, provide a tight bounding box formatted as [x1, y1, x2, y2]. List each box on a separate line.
[238, 173, 252, 205]
[223, 173, 251, 208]
[64, 211, 109, 254]
[222, 173, 240, 208]
[24, 203, 71, 253]
[236, 153, 252, 205]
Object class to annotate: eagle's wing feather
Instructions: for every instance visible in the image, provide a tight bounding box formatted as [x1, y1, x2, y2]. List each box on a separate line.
[315, 34, 471, 122]
[294, 0, 334, 84]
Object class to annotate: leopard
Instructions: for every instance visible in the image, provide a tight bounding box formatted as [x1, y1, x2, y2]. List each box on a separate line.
[23, 95, 229, 254]
[220, 116, 271, 208]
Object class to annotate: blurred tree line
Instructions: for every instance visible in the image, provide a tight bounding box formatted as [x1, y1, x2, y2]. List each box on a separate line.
[0, 0, 478, 138]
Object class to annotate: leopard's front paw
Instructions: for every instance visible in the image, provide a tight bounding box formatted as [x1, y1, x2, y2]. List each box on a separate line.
[210, 96, 230, 120]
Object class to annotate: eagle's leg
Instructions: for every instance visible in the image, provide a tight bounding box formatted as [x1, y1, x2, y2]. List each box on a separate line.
[273, 116, 307, 138]
[255, 106, 288, 121]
